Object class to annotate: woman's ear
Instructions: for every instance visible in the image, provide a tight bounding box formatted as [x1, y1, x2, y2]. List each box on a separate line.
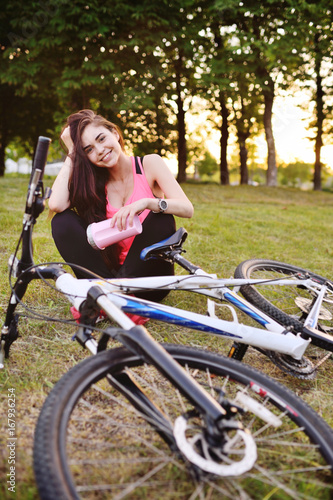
[112, 128, 120, 141]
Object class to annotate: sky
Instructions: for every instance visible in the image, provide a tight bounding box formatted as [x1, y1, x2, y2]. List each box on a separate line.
[184, 94, 332, 171]
[266, 95, 332, 167]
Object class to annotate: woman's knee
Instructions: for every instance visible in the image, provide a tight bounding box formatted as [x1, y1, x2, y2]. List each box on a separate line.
[51, 210, 85, 243]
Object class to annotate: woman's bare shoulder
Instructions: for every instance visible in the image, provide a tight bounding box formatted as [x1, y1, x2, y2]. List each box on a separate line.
[142, 153, 163, 164]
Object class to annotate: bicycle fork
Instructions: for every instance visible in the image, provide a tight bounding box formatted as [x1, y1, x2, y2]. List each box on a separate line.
[102, 325, 259, 477]
[91, 286, 227, 424]
[74, 285, 256, 474]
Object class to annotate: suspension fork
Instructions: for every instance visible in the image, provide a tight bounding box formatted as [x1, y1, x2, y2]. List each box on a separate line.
[102, 324, 230, 447]
[107, 370, 176, 447]
[85, 286, 231, 443]
[113, 325, 225, 420]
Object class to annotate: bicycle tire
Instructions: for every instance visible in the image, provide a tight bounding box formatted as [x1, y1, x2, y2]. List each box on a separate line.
[34, 344, 333, 499]
[234, 259, 333, 352]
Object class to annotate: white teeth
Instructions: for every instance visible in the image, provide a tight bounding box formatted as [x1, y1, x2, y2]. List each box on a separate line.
[102, 151, 111, 161]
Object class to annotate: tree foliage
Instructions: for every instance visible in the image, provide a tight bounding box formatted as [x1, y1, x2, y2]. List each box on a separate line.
[1, 0, 332, 189]
[196, 150, 219, 178]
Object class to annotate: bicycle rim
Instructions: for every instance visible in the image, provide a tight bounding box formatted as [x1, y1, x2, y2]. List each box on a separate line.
[234, 259, 333, 353]
[34, 345, 333, 500]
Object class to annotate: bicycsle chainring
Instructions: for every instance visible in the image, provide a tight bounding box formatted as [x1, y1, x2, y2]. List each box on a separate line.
[265, 294, 333, 379]
[295, 296, 332, 321]
[266, 351, 317, 380]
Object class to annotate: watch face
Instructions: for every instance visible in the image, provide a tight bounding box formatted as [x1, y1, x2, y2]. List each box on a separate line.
[159, 199, 168, 211]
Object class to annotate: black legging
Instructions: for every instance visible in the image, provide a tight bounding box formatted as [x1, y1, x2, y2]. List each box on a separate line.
[51, 209, 176, 301]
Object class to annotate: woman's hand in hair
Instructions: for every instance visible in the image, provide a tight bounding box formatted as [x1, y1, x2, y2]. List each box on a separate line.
[48, 128, 74, 212]
[61, 126, 74, 155]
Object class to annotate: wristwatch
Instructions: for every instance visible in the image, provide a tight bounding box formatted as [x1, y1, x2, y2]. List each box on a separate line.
[157, 198, 168, 213]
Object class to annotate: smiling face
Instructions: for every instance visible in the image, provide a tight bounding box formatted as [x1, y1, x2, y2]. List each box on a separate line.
[81, 124, 122, 167]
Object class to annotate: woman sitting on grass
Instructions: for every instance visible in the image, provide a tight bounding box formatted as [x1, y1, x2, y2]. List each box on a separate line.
[48, 109, 193, 303]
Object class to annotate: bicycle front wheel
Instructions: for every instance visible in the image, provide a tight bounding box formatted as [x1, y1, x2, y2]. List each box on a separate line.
[235, 259, 333, 352]
[34, 345, 333, 500]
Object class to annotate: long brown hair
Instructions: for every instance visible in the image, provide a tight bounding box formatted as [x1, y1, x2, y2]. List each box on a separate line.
[62, 109, 125, 224]
[63, 109, 125, 270]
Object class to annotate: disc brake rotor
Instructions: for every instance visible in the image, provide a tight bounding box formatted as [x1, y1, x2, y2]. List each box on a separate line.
[173, 415, 257, 476]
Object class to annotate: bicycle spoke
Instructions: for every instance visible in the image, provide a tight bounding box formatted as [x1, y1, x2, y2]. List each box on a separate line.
[34, 347, 333, 499]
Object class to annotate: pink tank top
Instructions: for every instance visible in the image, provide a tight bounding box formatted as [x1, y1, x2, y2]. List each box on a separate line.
[106, 156, 155, 265]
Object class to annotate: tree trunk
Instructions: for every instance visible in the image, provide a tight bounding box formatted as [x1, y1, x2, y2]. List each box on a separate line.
[0, 91, 8, 177]
[154, 99, 163, 156]
[238, 132, 249, 185]
[250, 20, 277, 187]
[175, 53, 187, 183]
[219, 95, 229, 185]
[263, 83, 277, 186]
[313, 34, 323, 191]
[176, 99, 187, 183]
[0, 145, 5, 177]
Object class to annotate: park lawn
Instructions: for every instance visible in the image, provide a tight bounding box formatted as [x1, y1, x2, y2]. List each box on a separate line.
[1, 175, 333, 499]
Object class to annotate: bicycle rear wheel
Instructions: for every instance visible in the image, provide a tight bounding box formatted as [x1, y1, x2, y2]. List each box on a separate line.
[34, 344, 333, 499]
[234, 259, 333, 352]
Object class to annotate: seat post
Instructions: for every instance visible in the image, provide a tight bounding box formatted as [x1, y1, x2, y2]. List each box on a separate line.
[172, 251, 201, 274]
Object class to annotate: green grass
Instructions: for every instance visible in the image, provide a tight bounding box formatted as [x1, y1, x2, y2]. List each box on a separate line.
[1, 176, 333, 499]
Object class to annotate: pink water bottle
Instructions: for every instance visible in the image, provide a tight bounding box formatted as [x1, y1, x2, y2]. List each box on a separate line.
[86, 215, 142, 250]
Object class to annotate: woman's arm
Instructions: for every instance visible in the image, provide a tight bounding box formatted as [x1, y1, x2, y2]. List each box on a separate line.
[143, 154, 194, 218]
[48, 127, 73, 213]
[110, 154, 194, 230]
[48, 156, 72, 212]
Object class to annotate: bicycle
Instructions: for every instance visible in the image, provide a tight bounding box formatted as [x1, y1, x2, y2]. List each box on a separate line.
[2, 136, 333, 498]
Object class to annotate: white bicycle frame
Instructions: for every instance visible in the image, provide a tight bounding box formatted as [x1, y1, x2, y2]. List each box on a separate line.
[5, 142, 327, 368]
[55, 266, 322, 360]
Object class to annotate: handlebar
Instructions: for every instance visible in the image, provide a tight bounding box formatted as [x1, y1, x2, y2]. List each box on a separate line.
[33, 136, 51, 180]
[26, 136, 51, 212]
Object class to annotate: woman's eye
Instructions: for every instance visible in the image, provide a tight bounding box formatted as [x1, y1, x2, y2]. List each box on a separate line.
[99, 136, 105, 142]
